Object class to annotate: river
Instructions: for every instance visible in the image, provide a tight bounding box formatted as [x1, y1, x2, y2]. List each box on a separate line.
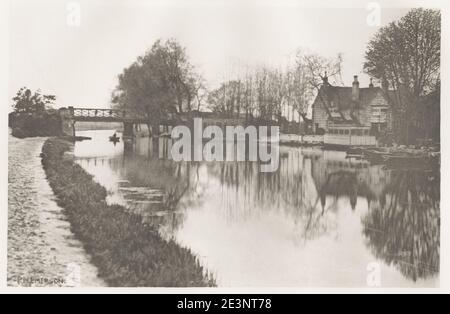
[73, 130, 440, 288]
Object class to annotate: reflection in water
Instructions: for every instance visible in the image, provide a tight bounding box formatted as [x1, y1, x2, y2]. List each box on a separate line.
[362, 170, 440, 282]
[74, 130, 440, 287]
[318, 171, 375, 212]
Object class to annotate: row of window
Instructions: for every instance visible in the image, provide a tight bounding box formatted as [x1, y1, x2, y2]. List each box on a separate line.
[328, 129, 370, 136]
[372, 108, 388, 114]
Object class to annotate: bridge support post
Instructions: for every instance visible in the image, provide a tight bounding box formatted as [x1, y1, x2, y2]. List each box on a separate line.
[59, 107, 76, 137]
[123, 122, 135, 138]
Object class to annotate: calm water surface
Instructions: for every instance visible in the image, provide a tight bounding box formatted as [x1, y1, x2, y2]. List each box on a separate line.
[73, 130, 440, 287]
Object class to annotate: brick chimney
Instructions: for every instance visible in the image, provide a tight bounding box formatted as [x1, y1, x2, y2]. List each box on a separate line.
[352, 75, 360, 102]
[369, 78, 374, 88]
[322, 72, 329, 86]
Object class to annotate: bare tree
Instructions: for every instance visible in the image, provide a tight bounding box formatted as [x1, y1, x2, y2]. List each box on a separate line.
[303, 53, 345, 128]
[208, 51, 342, 132]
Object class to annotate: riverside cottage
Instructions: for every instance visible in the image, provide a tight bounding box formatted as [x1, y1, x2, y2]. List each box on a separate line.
[311, 75, 392, 146]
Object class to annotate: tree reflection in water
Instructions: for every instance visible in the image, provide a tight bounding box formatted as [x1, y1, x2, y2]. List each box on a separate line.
[362, 169, 440, 282]
[108, 138, 440, 282]
[206, 153, 338, 243]
[318, 171, 375, 213]
[108, 138, 208, 238]
[205, 149, 440, 281]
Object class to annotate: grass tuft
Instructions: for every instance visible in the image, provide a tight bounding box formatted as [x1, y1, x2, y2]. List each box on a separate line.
[41, 138, 216, 287]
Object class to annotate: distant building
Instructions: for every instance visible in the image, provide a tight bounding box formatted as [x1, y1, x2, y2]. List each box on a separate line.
[312, 75, 392, 138]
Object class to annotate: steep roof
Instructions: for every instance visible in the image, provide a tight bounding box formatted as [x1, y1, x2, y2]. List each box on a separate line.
[315, 84, 389, 124]
[319, 86, 384, 110]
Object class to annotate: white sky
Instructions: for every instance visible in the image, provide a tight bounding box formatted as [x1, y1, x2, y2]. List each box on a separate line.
[8, 0, 424, 109]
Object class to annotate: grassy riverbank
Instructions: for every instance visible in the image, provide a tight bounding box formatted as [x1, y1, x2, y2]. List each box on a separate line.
[41, 138, 215, 287]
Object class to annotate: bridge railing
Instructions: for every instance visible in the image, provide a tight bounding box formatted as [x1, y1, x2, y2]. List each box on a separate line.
[73, 108, 131, 119]
[68, 108, 233, 125]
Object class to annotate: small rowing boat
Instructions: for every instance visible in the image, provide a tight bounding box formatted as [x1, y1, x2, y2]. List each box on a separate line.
[109, 135, 120, 143]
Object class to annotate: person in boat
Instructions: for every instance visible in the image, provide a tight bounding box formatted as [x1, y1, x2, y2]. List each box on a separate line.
[110, 132, 119, 141]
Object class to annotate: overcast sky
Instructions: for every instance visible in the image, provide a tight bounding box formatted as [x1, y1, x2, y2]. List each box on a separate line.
[9, 0, 425, 109]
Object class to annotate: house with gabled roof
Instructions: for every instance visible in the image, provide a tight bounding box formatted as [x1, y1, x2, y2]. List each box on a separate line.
[312, 75, 392, 140]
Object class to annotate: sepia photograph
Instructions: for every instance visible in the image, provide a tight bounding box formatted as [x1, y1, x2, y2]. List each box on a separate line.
[4, 0, 443, 293]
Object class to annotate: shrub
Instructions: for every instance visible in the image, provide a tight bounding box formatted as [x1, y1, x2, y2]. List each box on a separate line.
[10, 111, 62, 138]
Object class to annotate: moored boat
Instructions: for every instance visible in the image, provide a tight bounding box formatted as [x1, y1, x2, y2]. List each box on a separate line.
[363, 148, 391, 164]
[383, 154, 439, 169]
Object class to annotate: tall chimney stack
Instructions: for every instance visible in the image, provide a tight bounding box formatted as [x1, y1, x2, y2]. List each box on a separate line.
[322, 71, 329, 86]
[352, 75, 360, 102]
